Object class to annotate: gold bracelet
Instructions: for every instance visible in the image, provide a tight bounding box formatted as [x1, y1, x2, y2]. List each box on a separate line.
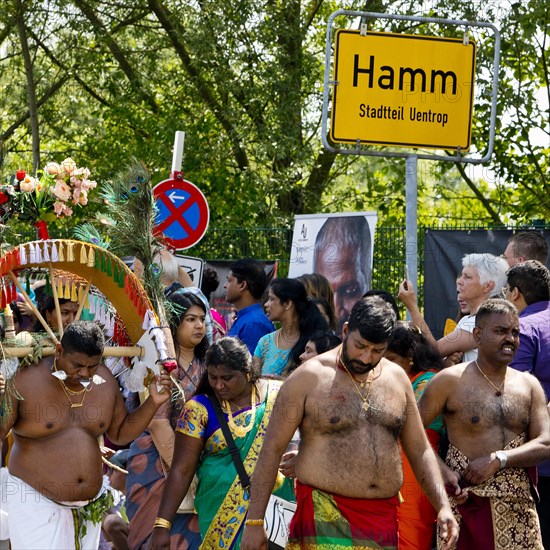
[245, 518, 265, 526]
[153, 517, 172, 530]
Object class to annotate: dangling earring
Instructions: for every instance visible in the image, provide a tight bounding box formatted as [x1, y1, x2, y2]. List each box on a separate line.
[246, 373, 251, 382]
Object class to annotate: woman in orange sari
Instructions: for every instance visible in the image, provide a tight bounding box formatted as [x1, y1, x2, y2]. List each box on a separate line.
[385, 321, 445, 550]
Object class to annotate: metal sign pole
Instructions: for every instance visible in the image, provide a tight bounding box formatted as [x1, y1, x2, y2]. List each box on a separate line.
[171, 130, 185, 178]
[405, 154, 418, 318]
[320, 10, 500, 316]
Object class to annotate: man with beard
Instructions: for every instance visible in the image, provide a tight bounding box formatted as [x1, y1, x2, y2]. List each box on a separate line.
[419, 299, 549, 549]
[313, 216, 372, 334]
[241, 296, 458, 550]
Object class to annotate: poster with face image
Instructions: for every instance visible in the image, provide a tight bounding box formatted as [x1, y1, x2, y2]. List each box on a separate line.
[288, 212, 377, 333]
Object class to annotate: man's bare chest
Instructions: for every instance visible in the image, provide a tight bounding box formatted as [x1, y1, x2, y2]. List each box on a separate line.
[445, 387, 531, 433]
[17, 392, 111, 438]
[304, 382, 406, 436]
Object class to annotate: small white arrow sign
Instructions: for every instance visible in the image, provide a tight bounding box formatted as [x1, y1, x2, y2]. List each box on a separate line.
[168, 190, 186, 203]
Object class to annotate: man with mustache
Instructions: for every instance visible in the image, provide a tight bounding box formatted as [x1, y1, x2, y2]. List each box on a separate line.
[313, 216, 372, 335]
[419, 299, 549, 549]
[0, 321, 171, 550]
[241, 296, 458, 550]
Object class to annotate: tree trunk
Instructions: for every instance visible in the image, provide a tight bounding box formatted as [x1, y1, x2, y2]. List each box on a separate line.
[14, 0, 40, 172]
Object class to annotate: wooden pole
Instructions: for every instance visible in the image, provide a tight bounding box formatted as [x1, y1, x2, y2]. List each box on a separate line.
[75, 277, 93, 321]
[8, 270, 58, 343]
[48, 263, 64, 338]
[1, 345, 144, 358]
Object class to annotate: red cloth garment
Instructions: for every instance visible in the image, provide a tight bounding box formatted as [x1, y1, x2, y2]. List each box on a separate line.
[455, 493, 495, 550]
[286, 480, 398, 549]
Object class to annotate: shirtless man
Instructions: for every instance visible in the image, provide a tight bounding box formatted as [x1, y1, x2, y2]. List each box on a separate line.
[241, 296, 458, 550]
[0, 321, 171, 549]
[419, 299, 550, 549]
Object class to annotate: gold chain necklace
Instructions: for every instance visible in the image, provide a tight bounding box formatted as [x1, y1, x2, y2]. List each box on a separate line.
[53, 358, 91, 406]
[53, 358, 87, 393]
[338, 353, 375, 411]
[63, 383, 86, 395]
[223, 385, 257, 438]
[474, 361, 506, 396]
[276, 329, 298, 349]
[337, 351, 370, 388]
[59, 379, 88, 408]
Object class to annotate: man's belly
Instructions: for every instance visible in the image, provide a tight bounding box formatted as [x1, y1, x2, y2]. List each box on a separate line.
[295, 436, 403, 498]
[9, 427, 103, 501]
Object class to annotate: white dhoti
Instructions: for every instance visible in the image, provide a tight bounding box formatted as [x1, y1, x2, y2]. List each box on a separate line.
[0, 468, 9, 541]
[4, 471, 106, 550]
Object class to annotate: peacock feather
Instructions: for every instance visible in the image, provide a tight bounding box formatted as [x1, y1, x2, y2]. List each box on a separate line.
[97, 159, 170, 326]
[73, 223, 110, 250]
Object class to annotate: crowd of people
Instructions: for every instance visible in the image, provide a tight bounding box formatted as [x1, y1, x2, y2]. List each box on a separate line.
[0, 230, 549, 550]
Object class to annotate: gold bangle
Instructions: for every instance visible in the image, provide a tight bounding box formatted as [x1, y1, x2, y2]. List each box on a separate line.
[245, 518, 265, 526]
[153, 517, 172, 530]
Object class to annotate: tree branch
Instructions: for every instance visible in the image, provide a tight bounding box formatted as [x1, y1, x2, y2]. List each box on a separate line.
[148, 0, 248, 171]
[303, 147, 336, 211]
[454, 161, 503, 225]
[28, 29, 111, 108]
[0, 18, 13, 49]
[303, 0, 324, 33]
[1, 76, 70, 142]
[72, 0, 159, 113]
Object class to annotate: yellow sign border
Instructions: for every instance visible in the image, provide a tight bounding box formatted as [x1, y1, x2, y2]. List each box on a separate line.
[330, 30, 477, 150]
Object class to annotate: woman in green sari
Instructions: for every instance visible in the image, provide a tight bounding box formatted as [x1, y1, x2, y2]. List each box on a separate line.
[150, 337, 294, 549]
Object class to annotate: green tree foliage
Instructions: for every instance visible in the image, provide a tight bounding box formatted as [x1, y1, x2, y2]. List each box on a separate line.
[0, 0, 547, 230]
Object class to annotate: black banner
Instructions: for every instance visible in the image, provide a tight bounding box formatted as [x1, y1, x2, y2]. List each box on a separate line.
[423, 229, 550, 339]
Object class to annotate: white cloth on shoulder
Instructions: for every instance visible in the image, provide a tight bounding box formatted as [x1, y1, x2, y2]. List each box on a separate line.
[456, 314, 478, 362]
[5, 471, 105, 550]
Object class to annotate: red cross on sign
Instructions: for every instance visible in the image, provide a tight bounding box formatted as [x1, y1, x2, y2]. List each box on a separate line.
[153, 178, 210, 251]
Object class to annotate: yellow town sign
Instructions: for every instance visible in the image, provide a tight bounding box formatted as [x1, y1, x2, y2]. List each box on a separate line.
[331, 30, 476, 150]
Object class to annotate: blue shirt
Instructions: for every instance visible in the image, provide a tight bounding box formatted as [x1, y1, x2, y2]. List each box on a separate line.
[228, 303, 274, 355]
[510, 300, 550, 476]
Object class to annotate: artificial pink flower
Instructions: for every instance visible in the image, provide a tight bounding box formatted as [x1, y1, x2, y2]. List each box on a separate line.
[53, 201, 73, 217]
[20, 176, 37, 193]
[61, 158, 76, 176]
[52, 181, 72, 202]
[44, 162, 61, 175]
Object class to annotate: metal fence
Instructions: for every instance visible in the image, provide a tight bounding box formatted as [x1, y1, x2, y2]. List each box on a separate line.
[7, 222, 550, 305]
